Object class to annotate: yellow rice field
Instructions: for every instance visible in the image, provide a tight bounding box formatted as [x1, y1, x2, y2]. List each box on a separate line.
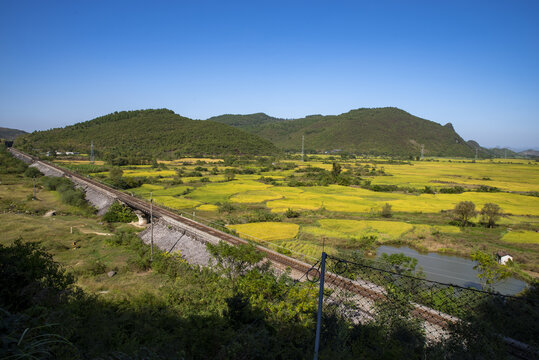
[501, 230, 539, 244]
[196, 204, 219, 212]
[227, 222, 300, 241]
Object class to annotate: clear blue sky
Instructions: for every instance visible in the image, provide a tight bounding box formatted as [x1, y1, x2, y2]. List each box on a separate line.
[1, 0, 538, 149]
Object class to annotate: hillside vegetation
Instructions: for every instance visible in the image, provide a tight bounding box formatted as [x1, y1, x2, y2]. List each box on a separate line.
[211, 107, 477, 157]
[15, 109, 279, 158]
[0, 127, 27, 140]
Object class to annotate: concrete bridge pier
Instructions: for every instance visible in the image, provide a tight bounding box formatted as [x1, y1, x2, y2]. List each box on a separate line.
[134, 210, 148, 226]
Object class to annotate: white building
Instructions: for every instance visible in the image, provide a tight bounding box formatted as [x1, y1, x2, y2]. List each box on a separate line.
[496, 251, 513, 265]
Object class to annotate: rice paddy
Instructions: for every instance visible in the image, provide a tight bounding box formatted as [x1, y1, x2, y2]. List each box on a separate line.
[302, 219, 414, 242]
[501, 230, 539, 244]
[53, 155, 539, 274]
[227, 222, 300, 241]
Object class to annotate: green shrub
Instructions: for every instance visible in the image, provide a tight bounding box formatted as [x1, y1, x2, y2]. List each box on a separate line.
[23, 166, 42, 178]
[285, 208, 300, 218]
[103, 202, 138, 223]
[381, 203, 392, 218]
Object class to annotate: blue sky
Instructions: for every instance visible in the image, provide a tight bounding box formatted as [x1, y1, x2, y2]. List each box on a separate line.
[1, 0, 538, 149]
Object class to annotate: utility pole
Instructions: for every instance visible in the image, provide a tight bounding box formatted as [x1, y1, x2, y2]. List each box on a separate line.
[313, 252, 327, 360]
[475, 148, 478, 161]
[302, 135, 305, 162]
[90, 141, 94, 163]
[32, 177, 36, 200]
[504, 149, 507, 159]
[150, 191, 153, 262]
[420, 144, 424, 160]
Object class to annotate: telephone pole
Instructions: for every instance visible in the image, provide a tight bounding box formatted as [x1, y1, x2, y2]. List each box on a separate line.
[302, 135, 305, 162]
[475, 148, 478, 161]
[420, 144, 424, 160]
[90, 141, 94, 163]
[150, 191, 153, 262]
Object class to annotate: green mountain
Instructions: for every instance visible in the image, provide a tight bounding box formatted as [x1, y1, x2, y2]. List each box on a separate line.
[0, 127, 27, 140]
[210, 107, 477, 157]
[15, 109, 279, 158]
[207, 113, 285, 129]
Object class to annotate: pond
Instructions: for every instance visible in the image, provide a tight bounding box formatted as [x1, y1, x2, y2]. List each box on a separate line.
[376, 245, 527, 296]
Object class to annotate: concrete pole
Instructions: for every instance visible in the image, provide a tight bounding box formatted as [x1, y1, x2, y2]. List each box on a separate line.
[313, 252, 327, 360]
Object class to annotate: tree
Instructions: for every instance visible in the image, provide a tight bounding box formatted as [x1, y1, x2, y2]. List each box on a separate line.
[480, 203, 502, 228]
[224, 169, 236, 181]
[109, 167, 123, 179]
[381, 203, 392, 218]
[453, 201, 476, 226]
[331, 162, 342, 179]
[206, 242, 266, 289]
[471, 251, 511, 290]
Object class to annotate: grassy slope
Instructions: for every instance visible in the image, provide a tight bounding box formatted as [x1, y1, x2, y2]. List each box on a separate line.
[212, 107, 476, 156]
[15, 109, 280, 157]
[0, 172, 169, 297]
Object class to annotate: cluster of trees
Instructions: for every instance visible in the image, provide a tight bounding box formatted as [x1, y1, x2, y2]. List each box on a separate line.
[452, 201, 503, 227]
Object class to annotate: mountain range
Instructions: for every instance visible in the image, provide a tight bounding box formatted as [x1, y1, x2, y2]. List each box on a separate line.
[10, 107, 535, 158]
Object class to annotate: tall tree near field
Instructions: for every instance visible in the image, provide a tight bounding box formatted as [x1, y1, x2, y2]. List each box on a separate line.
[453, 201, 477, 226]
[480, 203, 502, 228]
[331, 162, 342, 179]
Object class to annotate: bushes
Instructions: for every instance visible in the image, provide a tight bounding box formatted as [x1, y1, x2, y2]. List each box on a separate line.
[285, 208, 300, 218]
[381, 203, 392, 218]
[23, 166, 42, 178]
[103, 202, 138, 223]
[40, 176, 91, 209]
[439, 186, 465, 194]
[0, 146, 27, 174]
[0, 239, 75, 312]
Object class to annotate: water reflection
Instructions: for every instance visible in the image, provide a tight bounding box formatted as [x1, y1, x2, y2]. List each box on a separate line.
[376, 245, 527, 295]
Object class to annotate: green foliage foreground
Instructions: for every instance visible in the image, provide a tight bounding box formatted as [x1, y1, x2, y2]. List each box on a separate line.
[2, 235, 537, 359]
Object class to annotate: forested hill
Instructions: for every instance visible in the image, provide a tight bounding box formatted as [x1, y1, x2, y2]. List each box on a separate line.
[207, 113, 286, 130]
[211, 107, 477, 157]
[0, 127, 27, 140]
[14, 109, 280, 158]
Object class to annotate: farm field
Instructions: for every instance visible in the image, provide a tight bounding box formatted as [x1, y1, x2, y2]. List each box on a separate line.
[52, 156, 539, 277]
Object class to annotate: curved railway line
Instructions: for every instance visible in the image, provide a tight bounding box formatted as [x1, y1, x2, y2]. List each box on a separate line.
[8, 148, 536, 357]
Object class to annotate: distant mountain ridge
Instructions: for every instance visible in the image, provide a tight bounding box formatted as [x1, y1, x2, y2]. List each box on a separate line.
[14, 109, 279, 157]
[0, 127, 27, 140]
[519, 149, 539, 157]
[211, 107, 477, 157]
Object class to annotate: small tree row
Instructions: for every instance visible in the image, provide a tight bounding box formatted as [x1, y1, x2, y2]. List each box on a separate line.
[452, 201, 502, 227]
